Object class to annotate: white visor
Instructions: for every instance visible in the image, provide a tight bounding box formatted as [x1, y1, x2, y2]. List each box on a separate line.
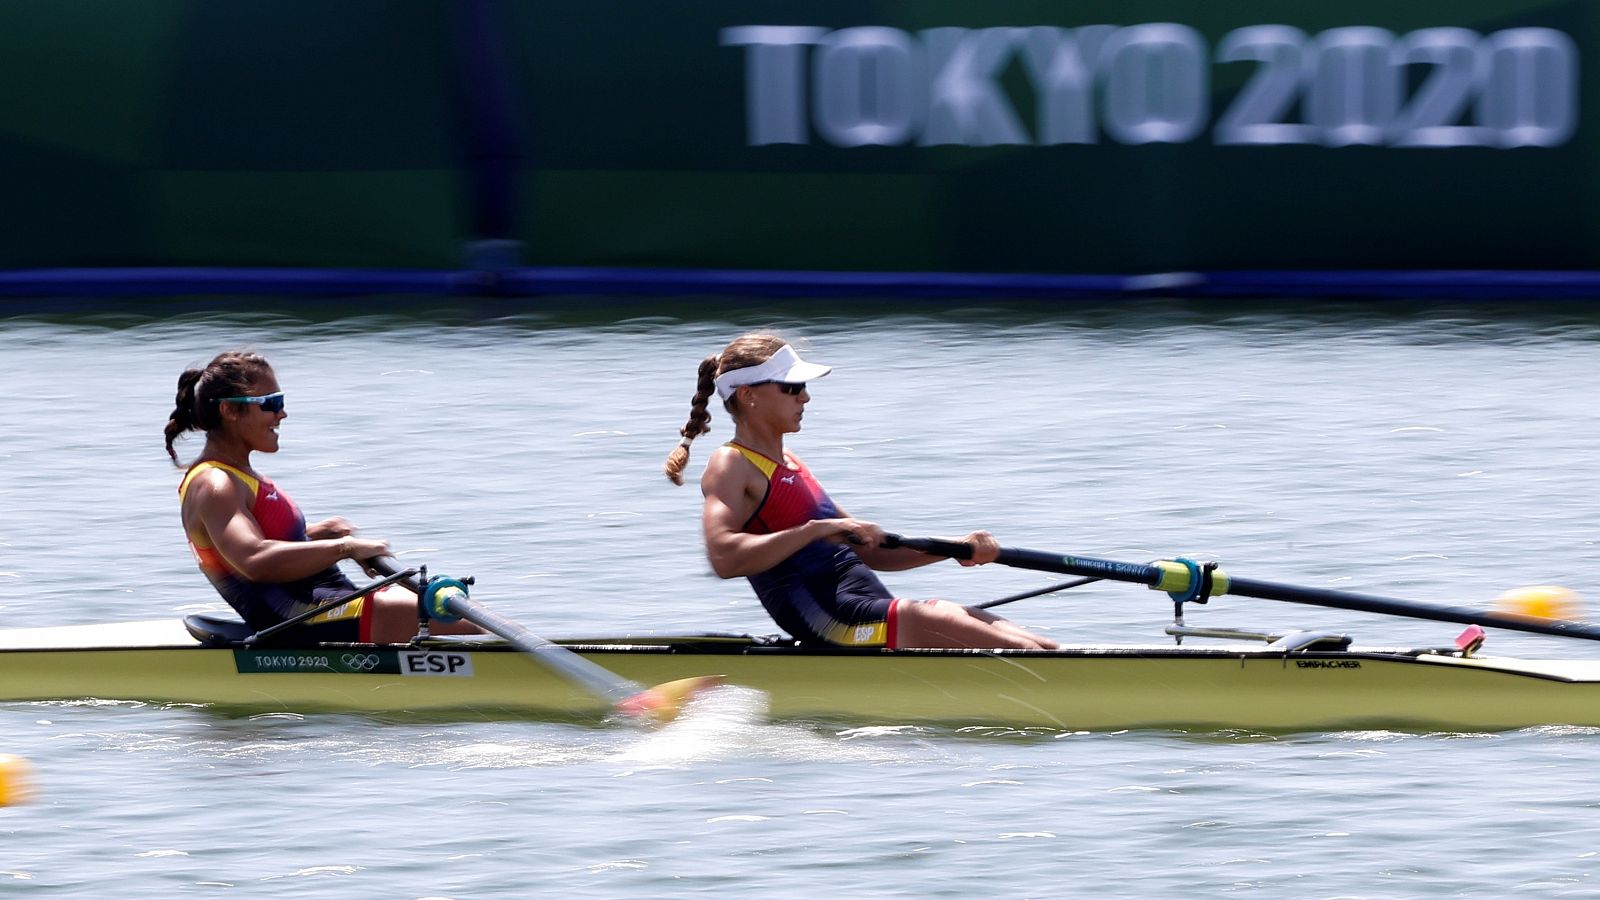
[713, 343, 832, 401]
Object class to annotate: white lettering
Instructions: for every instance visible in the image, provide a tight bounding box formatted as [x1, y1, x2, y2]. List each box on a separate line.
[1019, 25, 1115, 145]
[1390, 28, 1487, 148]
[921, 27, 1029, 146]
[1479, 28, 1578, 147]
[814, 27, 922, 147]
[399, 651, 475, 677]
[723, 23, 1580, 151]
[1307, 27, 1400, 147]
[1215, 25, 1313, 145]
[720, 26, 828, 144]
[1101, 23, 1208, 144]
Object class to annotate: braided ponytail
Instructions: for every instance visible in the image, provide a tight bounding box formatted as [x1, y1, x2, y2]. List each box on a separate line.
[663, 333, 787, 485]
[664, 354, 720, 485]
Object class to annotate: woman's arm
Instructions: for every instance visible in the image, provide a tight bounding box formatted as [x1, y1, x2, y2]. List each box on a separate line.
[186, 469, 388, 582]
[700, 448, 872, 578]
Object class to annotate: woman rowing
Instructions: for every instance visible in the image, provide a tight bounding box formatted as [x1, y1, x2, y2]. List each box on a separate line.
[665, 333, 1056, 650]
[163, 350, 480, 643]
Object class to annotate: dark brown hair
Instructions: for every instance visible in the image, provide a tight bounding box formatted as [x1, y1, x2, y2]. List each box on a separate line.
[164, 350, 274, 465]
[663, 333, 787, 485]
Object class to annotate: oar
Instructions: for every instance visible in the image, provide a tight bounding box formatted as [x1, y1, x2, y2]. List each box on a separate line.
[883, 534, 1600, 643]
[367, 556, 719, 721]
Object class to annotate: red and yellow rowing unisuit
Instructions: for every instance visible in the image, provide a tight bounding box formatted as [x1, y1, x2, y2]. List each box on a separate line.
[178, 460, 367, 639]
[729, 442, 903, 647]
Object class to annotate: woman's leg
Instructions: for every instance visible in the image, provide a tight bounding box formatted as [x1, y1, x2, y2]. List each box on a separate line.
[365, 585, 486, 644]
[965, 605, 1060, 649]
[892, 599, 1057, 650]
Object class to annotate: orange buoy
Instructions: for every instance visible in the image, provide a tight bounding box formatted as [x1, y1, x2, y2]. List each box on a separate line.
[0, 755, 35, 806]
[1493, 585, 1583, 622]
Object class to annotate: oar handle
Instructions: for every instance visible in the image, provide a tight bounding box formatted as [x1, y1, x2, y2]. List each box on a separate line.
[881, 534, 974, 560]
[364, 554, 417, 587]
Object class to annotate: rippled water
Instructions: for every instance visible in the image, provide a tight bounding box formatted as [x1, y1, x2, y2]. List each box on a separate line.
[4, 302, 1600, 895]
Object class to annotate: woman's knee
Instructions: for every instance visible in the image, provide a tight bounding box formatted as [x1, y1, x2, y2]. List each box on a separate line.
[899, 598, 1006, 635]
[896, 598, 961, 624]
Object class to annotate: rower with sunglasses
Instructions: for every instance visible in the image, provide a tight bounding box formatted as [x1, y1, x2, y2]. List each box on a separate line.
[665, 334, 1056, 650]
[163, 350, 482, 643]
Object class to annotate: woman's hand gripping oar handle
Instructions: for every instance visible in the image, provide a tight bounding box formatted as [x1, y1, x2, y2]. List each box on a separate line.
[364, 556, 720, 722]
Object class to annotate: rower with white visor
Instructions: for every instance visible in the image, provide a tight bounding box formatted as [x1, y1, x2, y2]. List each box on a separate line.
[664, 333, 1056, 650]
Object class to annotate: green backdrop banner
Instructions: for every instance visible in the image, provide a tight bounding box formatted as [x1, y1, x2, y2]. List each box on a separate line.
[0, 1, 1591, 276]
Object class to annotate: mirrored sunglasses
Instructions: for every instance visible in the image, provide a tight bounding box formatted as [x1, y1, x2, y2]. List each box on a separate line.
[219, 391, 285, 413]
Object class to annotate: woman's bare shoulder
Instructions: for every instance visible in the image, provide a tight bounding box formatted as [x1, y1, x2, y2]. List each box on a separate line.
[700, 444, 763, 493]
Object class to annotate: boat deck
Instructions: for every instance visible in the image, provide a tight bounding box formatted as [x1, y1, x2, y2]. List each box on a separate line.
[4, 618, 1600, 680]
[0, 619, 202, 650]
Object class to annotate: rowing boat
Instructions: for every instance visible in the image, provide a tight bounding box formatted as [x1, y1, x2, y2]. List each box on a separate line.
[9, 542, 1600, 733]
[4, 612, 1600, 732]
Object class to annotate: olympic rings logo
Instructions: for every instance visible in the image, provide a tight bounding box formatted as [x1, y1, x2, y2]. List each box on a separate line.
[340, 653, 381, 671]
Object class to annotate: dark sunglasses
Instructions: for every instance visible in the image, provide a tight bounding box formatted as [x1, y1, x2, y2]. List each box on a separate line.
[757, 382, 806, 395]
[219, 391, 286, 413]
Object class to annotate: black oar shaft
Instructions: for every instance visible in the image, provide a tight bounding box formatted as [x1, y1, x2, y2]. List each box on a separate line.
[885, 533, 1600, 644]
[995, 547, 1164, 586]
[886, 536, 1163, 586]
[1223, 576, 1600, 643]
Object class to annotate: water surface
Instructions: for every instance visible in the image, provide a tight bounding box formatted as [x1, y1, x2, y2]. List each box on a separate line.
[2, 302, 1600, 896]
